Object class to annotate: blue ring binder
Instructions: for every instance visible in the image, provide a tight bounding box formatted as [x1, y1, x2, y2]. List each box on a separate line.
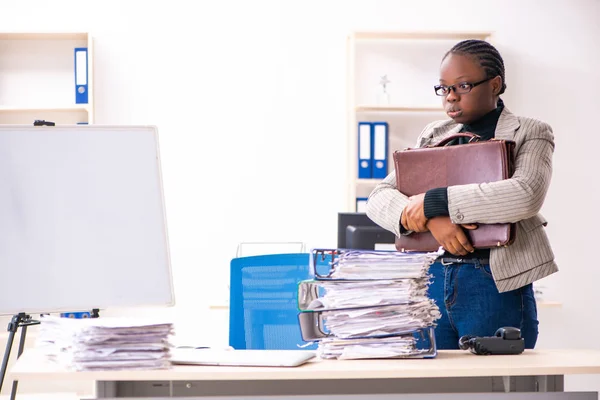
[74, 47, 89, 104]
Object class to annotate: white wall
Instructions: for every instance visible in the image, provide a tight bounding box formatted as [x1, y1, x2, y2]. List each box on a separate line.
[1, 0, 599, 394]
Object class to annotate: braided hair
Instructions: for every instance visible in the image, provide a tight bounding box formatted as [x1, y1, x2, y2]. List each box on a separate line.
[444, 40, 506, 95]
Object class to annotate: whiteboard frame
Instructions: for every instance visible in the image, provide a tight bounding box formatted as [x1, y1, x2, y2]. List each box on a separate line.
[0, 124, 175, 315]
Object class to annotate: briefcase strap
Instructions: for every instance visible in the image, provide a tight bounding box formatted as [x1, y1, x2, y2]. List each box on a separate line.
[432, 133, 481, 147]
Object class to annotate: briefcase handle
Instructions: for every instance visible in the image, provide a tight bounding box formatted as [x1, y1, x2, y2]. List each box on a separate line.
[433, 133, 481, 147]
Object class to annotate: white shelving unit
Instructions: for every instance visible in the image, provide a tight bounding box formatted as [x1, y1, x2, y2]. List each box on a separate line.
[346, 31, 492, 212]
[0, 32, 94, 125]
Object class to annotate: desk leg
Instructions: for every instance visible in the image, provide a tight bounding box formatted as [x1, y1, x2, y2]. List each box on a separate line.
[491, 376, 565, 392]
[96, 381, 117, 398]
[503, 376, 511, 392]
[536, 375, 564, 392]
[492, 376, 515, 392]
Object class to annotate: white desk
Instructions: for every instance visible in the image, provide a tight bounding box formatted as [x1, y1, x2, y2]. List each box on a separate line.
[9, 348, 600, 399]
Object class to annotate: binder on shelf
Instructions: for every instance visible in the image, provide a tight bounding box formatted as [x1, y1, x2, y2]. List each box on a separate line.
[356, 197, 368, 212]
[358, 122, 372, 179]
[371, 122, 389, 179]
[74, 47, 89, 104]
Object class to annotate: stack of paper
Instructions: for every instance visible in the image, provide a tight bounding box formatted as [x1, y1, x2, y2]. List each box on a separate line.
[303, 279, 430, 311]
[299, 248, 443, 360]
[36, 315, 174, 370]
[328, 250, 436, 280]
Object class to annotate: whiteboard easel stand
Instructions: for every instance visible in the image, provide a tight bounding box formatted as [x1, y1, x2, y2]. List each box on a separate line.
[0, 123, 175, 399]
[0, 312, 40, 400]
[0, 308, 100, 399]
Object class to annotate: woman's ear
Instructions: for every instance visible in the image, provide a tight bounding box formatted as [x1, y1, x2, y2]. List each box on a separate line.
[491, 76, 502, 96]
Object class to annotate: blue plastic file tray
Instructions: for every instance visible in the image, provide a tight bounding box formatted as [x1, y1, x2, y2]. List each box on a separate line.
[311, 248, 341, 279]
[229, 253, 318, 350]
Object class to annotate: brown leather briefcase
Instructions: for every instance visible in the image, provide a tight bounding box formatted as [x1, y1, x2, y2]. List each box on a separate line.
[393, 133, 516, 252]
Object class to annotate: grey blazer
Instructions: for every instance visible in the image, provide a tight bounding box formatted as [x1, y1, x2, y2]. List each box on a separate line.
[366, 106, 558, 293]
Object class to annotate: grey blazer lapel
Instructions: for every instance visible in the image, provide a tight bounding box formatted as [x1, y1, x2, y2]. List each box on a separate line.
[422, 105, 520, 147]
[426, 122, 463, 146]
[494, 106, 520, 140]
[428, 106, 520, 145]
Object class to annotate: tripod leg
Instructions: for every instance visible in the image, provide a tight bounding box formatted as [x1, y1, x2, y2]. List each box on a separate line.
[10, 324, 28, 400]
[0, 329, 17, 393]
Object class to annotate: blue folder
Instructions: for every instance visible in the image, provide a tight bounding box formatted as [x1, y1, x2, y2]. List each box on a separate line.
[371, 121, 389, 179]
[74, 48, 88, 104]
[358, 122, 372, 178]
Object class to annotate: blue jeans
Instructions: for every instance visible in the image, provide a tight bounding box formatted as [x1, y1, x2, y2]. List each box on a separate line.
[427, 260, 539, 350]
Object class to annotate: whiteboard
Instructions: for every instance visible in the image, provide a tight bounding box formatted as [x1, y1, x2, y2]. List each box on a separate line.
[0, 125, 174, 315]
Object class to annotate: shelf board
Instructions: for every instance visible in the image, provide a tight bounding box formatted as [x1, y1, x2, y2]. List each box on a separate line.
[209, 305, 230, 310]
[356, 105, 444, 113]
[0, 32, 88, 40]
[352, 31, 492, 41]
[0, 105, 89, 112]
[537, 301, 562, 308]
[355, 178, 382, 185]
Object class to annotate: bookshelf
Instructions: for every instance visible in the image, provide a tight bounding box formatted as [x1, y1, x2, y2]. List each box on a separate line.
[0, 32, 94, 125]
[346, 30, 492, 211]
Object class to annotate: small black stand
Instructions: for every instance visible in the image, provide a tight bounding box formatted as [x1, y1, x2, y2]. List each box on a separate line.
[33, 120, 55, 126]
[0, 313, 40, 400]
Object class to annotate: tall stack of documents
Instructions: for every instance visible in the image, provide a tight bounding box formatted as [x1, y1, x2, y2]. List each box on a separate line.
[36, 315, 174, 370]
[298, 248, 443, 359]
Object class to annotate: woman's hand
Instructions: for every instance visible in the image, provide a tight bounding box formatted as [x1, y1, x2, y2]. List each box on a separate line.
[402, 194, 428, 232]
[427, 216, 478, 256]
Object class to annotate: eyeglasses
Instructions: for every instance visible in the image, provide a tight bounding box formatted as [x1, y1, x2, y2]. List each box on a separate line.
[434, 77, 494, 96]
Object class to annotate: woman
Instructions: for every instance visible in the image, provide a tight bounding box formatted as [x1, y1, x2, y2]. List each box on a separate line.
[365, 40, 557, 349]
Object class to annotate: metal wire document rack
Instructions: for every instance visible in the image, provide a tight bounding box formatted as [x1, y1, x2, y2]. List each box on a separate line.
[297, 248, 440, 359]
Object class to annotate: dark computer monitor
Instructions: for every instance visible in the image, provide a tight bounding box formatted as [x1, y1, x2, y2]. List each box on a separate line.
[337, 212, 396, 250]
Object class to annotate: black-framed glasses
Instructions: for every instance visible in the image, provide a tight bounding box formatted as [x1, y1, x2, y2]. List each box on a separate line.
[434, 77, 494, 96]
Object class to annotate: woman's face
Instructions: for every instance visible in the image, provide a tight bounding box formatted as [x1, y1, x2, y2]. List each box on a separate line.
[439, 53, 501, 124]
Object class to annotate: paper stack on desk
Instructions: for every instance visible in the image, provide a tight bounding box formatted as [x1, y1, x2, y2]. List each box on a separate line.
[36, 315, 174, 370]
[298, 248, 443, 359]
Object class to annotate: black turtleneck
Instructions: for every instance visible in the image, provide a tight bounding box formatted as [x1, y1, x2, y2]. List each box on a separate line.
[449, 97, 504, 144]
[421, 98, 505, 259]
